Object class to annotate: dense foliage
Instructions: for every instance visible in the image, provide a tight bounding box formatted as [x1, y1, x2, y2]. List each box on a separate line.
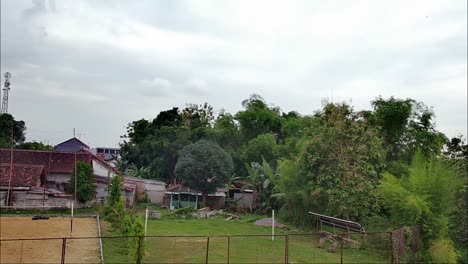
[174, 140, 234, 199]
[121, 95, 467, 262]
[0, 113, 26, 148]
[67, 161, 96, 203]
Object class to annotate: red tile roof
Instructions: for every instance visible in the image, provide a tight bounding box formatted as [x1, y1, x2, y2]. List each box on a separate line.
[0, 163, 44, 187]
[0, 149, 93, 174]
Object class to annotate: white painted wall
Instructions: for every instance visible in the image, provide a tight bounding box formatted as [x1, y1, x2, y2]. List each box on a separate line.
[92, 160, 117, 178]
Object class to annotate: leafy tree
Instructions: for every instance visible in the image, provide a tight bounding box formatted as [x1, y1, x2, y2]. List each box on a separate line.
[181, 103, 214, 129]
[17, 141, 53, 151]
[235, 94, 282, 140]
[279, 103, 385, 222]
[67, 161, 96, 203]
[366, 97, 414, 162]
[0, 113, 26, 148]
[245, 157, 280, 212]
[240, 133, 278, 166]
[174, 140, 234, 202]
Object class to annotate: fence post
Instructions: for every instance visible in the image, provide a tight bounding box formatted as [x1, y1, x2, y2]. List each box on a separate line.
[205, 236, 210, 264]
[390, 231, 394, 264]
[284, 235, 289, 264]
[61, 238, 67, 264]
[137, 236, 143, 264]
[340, 234, 343, 264]
[227, 236, 230, 264]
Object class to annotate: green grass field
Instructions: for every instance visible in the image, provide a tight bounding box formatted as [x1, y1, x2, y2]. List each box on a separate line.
[101, 215, 389, 263]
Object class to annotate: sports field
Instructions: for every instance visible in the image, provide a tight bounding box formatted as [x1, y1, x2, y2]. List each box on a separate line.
[0, 216, 100, 263]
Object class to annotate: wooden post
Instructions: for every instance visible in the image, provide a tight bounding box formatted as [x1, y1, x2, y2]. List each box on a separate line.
[6, 146, 14, 206]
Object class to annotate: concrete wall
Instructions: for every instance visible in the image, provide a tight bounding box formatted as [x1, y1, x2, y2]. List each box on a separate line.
[93, 160, 117, 178]
[144, 183, 165, 204]
[0, 190, 71, 208]
[234, 192, 255, 210]
[46, 173, 70, 191]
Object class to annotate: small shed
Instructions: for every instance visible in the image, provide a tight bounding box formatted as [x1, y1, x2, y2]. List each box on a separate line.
[164, 185, 226, 210]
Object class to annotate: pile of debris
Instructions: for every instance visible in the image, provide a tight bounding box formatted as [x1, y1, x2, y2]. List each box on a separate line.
[192, 207, 225, 218]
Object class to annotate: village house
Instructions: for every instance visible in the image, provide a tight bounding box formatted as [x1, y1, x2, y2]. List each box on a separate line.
[0, 148, 136, 208]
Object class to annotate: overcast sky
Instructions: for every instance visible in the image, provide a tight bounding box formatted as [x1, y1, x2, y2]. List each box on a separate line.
[1, 0, 466, 147]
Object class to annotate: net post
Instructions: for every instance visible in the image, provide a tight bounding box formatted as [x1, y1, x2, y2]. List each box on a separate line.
[285, 235, 289, 264]
[227, 236, 230, 264]
[137, 235, 143, 264]
[61, 238, 67, 264]
[205, 236, 210, 264]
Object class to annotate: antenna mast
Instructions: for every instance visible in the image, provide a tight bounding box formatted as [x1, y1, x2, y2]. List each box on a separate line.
[1, 72, 12, 114]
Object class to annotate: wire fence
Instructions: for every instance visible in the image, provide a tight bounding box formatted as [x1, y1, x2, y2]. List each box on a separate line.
[0, 229, 421, 264]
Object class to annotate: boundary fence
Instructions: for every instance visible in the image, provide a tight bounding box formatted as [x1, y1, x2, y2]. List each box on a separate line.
[0, 230, 421, 264]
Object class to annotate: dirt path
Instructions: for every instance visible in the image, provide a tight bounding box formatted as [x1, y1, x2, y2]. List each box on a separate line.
[0, 216, 100, 263]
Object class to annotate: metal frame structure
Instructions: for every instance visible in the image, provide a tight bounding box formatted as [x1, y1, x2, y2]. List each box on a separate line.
[309, 212, 366, 233]
[1, 72, 11, 114]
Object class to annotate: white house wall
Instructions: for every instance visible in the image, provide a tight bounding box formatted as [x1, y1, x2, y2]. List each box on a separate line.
[92, 160, 117, 178]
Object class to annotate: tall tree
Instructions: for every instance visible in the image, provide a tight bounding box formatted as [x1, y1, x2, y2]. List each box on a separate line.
[174, 140, 234, 203]
[0, 113, 26, 148]
[279, 103, 385, 222]
[235, 94, 282, 141]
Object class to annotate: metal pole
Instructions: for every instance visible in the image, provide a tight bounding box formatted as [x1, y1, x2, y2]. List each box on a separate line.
[285, 235, 289, 264]
[272, 210, 275, 241]
[61, 238, 67, 264]
[144, 208, 148, 240]
[227, 236, 230, 264]
[137, 236, 143, 264]
[74, 153, 77, 203]
[340, 234, 344, 264]
[70, 202, 74, 234]
[205, 236, 210, 264]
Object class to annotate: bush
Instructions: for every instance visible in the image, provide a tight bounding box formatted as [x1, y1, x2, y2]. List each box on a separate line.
[429, 239, 458, 264]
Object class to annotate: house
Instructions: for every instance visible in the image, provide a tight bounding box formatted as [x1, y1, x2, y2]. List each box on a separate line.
[94, 175, 136, 207]
[227, 188, 256, 211]
[123, 176, 166, 204]
[163, 185, 226, 210]
[0, 163, 72, 207]
[91, 147, 121, 162]
[0, 148, 135, 208]
[55, 137, 90, 152]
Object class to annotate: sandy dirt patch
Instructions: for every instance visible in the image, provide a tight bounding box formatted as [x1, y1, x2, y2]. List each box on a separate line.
[0, 216, 100, 263]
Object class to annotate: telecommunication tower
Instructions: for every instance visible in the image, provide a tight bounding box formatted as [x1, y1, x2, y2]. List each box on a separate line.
[1, 72, 11, 114]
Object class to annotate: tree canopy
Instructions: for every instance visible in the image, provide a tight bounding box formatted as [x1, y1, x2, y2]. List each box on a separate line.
[174, 140, 234, 196]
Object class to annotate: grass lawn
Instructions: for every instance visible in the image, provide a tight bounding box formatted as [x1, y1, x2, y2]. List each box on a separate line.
[101, 215, 388, 264]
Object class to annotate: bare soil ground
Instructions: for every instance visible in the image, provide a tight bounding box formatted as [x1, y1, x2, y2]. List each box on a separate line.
[0, 216, 100, 263]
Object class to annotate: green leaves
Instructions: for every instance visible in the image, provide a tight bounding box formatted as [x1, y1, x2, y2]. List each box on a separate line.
[67, 161, 95, 203]
[174, 140, 234, 195]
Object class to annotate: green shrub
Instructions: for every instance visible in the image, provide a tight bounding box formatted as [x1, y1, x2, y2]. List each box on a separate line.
[429, 239, 458, 264]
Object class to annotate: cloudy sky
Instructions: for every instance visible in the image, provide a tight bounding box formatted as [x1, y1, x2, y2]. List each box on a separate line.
[1, 0, 466, 147]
